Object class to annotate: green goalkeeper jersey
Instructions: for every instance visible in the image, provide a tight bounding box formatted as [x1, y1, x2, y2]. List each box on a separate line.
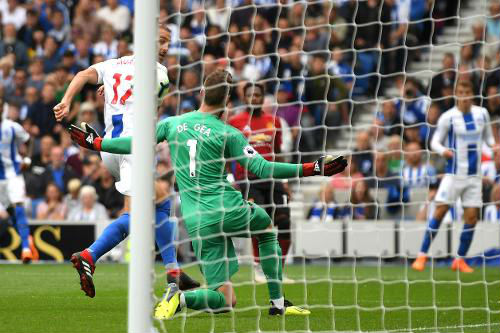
[100, 110, 303, 232]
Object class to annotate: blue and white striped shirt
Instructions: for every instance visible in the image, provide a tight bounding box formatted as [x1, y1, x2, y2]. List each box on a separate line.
[0, 119, 29, 180]
[431, 106, 495, 176]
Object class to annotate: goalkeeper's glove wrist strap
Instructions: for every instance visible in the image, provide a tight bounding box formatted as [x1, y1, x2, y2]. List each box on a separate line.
[302, 163, 315, 177]
[93, 137, 103, 151]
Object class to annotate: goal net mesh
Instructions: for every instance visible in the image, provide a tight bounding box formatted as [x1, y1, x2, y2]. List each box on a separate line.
[153, 0, 500, 332]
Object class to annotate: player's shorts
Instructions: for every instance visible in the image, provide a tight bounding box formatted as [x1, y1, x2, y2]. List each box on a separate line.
[239, 180, 290, 221]
[189, 201, 271, 289]
[0, 175, 26, 206]
[435, 174, 482, 208]
[101, 151, 132, 196]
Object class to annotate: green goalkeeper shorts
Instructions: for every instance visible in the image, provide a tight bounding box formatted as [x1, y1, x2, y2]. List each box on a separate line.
[189, 201, 271, 289]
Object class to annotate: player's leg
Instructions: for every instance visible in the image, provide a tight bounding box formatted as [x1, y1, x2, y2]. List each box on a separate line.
[155, 197, 200, 290]
[272, 181, 294, 283]
[155, 226, 235, 319]
[6, 175, 37, 263]
[71, 153, 128, 297]
[412, 175, 454, 271]
[452, 177, 481, 273]
[240, 202, 309, 315]
[240, 182, 268, 283]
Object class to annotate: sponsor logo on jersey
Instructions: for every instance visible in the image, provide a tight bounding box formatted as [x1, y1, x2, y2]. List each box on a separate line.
[243, 145, 257, 158]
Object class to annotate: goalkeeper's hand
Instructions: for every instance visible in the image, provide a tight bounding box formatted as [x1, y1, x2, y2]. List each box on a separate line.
[68, 122, 103, 151]
[303, 155, 348, 177]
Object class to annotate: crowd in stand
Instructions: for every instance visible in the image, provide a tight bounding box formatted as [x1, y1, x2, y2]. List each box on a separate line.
[2, 0, 499, 223]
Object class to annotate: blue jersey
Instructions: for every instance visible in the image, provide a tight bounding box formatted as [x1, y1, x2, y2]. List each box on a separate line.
[0, 119, 29, 180]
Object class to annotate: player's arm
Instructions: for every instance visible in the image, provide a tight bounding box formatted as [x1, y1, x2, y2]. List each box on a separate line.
[430, 114, 453, 159]
[227, 129, 347, 178]
[68, 118, 170, 154]
[54, 67, 99, 121]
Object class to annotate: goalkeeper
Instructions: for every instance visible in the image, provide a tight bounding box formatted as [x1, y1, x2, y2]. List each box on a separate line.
[69, 69, 348, 318]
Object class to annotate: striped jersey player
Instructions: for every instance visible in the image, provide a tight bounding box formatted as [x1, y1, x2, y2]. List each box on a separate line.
[0, 118, 38, 262]
[412, 80, 496, 273]
[53, 25, 199, 298]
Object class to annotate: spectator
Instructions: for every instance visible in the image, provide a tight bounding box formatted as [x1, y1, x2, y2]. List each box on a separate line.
[96, 0, 131, 34]
[94, 166, 123, 218]
[36, 182, 67, 220]
[207, 0, 230, 32]
[349, 180, 377, 220]
[41, 145, 78, 195]
[26, 82, 59, 139]
[277, 46, 305, 102]
[1, 0, 26, 30]
[275, 83, 301, 149]
[27, 58, 46, 91]
[77, 102, 104, 135]
[63, 178, 82, 214]
[42, 36, 63, 73]
[429, 53, 456, 101]
[352, 130, 374, 176]
[486, 86, 500, 143]
[401, 78, 429, 127]
[483, 180, 500, 223]
[484, 184, 500, 223]
[303, 17, 329, 52]
[179, 69, 201, 110]
[486, 1, 500, 48]
[309, 188, 347, 223]
[402, 142, 437, 188]
[81, 153, 102, 186]
[248, 39, 274, 81]
[17, 9, 43, 50]
[73, 36, 94, 69]
[329, 47, 354, 93]
[61, 50, 82, 75]
[328, 3, 348, 48]
[68, 185, 109, 221]
[48, 9, 70, 44]
[37, 0, 70, 33]
[5, 68, 27, 106]
[0, 55, 15, 89]
[375, 99, 403, 141]
[330, 155, 363, 189]
[30, 135, 55, 174]
[386, 135, 403, 174]
[0, 23, 29, 69]
[20, 85, 39, 121]
[94, 25, 118, 60]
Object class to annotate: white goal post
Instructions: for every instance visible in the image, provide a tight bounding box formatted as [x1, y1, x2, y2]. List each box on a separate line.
[128, 0, 158, 332]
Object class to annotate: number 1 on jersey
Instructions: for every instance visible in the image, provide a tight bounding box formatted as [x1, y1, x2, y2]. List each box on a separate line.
[187, 139, 198, 177]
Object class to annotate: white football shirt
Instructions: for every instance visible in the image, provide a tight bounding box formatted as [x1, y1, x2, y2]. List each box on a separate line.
[91, 55, 168, 139]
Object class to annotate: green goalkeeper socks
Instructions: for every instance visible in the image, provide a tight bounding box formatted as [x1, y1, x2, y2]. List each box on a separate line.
[184, 289, 227, 311]
[257, 232, 283, 300]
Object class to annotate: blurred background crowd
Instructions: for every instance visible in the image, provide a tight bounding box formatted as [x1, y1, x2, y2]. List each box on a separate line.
[1, 0, 500, 224]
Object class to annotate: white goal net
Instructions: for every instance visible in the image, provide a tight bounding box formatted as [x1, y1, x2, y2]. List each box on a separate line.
[152, 0, 500, 332]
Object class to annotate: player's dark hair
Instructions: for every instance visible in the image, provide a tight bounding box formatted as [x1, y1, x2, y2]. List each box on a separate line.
[203, 69, 233, 106]
[243, 81, 265, 96]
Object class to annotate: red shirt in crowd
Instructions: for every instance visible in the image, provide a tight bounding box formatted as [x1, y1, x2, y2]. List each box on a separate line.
[228, 110, 282, 180]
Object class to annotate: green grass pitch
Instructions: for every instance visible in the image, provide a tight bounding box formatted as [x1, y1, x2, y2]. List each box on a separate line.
[0, 263, 498, 333]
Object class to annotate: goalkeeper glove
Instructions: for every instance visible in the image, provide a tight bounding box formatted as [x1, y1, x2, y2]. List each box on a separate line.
[68, 122, 103, 151]
[303, 155, 348, 177]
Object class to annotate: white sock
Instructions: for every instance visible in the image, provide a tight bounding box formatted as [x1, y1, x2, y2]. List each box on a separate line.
[271, 297, 284, 309]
